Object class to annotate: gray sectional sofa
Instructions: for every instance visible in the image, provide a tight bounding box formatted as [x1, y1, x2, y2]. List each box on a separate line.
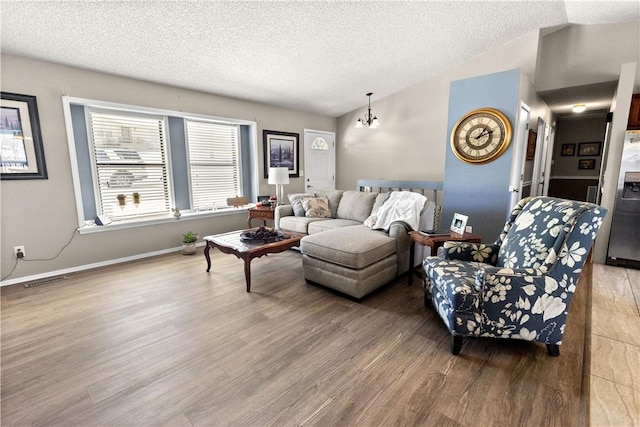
[275, 181, 441, 299]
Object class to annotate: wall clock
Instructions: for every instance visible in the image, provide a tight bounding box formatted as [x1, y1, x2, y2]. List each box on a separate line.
[450, 108, 512, 164]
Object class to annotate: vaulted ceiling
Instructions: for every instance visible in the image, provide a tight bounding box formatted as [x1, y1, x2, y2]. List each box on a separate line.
[1, 1, 638, 117]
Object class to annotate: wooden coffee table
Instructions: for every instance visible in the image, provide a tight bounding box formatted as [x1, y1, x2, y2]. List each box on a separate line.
[203, 229, 302, 292]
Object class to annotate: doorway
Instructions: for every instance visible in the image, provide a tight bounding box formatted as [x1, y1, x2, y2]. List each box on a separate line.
[303, 129, 335, 191]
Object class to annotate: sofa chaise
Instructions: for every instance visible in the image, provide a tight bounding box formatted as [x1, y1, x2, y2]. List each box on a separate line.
[275, 180, 442, 299]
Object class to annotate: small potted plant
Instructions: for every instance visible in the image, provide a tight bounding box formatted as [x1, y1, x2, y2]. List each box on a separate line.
[181, 231, 199, 255]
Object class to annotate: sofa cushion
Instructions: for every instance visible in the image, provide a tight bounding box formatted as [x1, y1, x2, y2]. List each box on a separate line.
[300, 225, 396, 270]
[302, 196, 332, 218]
[279, 216, 329, 234]
[336, 191, 378, 222]
[313, 189, 344, 218]
[308, 219, 362, 234]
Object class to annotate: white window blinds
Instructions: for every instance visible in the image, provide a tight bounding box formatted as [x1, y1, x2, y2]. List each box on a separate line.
[88, 110, 170, 219]
[186, 120, 241, 210]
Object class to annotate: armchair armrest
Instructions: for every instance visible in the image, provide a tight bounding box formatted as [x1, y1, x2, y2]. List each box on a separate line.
[442, 241, 500, 264]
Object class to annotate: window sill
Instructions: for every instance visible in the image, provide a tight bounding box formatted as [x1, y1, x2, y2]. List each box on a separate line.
[78, 207, 250, 234]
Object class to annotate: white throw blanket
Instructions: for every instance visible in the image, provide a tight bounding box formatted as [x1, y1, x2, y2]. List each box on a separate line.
[364, 191, 427, 231]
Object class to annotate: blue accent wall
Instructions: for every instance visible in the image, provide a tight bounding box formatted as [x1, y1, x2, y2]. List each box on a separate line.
[168, 116, 191, 210]
[443, 69, 520, 241]
[70, 104, 97, 220]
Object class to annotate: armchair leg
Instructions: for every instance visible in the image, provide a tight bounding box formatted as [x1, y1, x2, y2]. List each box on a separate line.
[546, 344, 560, 357]
[452, 335, 463, 355]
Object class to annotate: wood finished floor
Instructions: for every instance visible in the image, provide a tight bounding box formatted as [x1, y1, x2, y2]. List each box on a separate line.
[2, 248, 591, 426]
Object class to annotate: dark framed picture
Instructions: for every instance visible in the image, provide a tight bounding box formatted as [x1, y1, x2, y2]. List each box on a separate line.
[263, 130, 299, 178]
[1, 92, 47, 180]
[561, 143, 576, 157]
[526, 130, 537, 161]
[578, 159, 596, 170]
[578, 142, 601, 157]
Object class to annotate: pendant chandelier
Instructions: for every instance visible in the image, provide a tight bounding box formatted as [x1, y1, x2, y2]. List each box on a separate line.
[355, 92, 380, 128]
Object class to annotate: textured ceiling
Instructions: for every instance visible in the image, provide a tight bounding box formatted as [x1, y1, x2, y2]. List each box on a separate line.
[1, 1, 639, 117]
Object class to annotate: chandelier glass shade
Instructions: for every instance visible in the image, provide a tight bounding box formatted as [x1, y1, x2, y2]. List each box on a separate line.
[355, 92, 379, 128]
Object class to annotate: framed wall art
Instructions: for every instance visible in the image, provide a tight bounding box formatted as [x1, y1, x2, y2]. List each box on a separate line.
[578, 159, 596, 170]
[526, 130, 537, 161]
[578, 142, 601, 157]
[1, 92, 48, 180]
[263, 129, 299, 178]
[561, 143, 576, 156]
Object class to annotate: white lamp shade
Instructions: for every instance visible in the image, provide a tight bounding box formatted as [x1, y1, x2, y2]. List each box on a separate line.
[268, 167, 290, 185]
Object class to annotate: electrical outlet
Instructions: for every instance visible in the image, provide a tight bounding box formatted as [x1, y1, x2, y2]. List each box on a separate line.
[14, 246, 25, 258]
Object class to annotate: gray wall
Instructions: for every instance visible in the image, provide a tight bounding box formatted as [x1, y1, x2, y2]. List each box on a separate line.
[0, 54, 336, 282]
[536, 21, 640, 93]
[335, 31, 541, 191]
[551, 115, 607, 178]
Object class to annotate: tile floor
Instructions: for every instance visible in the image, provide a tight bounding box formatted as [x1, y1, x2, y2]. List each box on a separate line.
[590, 263, 640, 427]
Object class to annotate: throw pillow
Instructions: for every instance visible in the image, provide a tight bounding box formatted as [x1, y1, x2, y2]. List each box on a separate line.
[302, 196, 331, 218]
[291, 199, 306, 217]
[288, 192, 315, 217]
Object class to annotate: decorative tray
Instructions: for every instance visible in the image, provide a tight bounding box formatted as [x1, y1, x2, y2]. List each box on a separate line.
[240, 227, 286, 242]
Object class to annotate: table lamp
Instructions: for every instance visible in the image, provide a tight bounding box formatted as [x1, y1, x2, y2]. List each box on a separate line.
[268, 167, 290, 205]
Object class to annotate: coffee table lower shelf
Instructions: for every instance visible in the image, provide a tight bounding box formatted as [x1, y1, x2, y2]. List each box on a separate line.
[204, 230, 302, 292]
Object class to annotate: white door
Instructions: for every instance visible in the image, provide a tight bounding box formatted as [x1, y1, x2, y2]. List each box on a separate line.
[304, 129, 335, 191]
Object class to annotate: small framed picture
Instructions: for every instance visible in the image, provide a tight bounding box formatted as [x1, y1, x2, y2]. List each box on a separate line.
[561, 143, 576, 157]
[578, 142, 601, 157]
[450, 213, 469, 235]
[578, 159, 596, 170]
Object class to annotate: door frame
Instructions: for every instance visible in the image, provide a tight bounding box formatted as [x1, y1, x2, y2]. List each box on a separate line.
[508, 102, 531, 209]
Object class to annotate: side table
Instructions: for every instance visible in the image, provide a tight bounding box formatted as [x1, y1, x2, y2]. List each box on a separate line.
[247, 206, 275, 228]
[408, 231, 483, 286]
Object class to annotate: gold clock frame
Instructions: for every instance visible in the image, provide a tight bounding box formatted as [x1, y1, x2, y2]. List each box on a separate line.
[450, 107, 513, 164]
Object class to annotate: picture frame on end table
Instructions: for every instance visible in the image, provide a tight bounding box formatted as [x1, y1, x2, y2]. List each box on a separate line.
[450, 213, 469, 235]
[1, 92, 48, 180]
[263, 130, 299, 178]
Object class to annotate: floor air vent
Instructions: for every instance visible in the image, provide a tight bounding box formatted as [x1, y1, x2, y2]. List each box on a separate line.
[24, 275, 66, 288]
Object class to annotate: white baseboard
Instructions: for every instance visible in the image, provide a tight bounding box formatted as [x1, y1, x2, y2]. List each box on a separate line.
[1, 242, 206, 287]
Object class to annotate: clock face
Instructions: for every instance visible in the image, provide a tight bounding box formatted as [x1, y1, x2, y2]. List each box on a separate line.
[450, 108, 512, 164]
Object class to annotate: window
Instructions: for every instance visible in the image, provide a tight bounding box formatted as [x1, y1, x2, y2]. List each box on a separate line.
[64, 97, 258, 231]
[311, 137, 328, 150]
[88, 109, 170, 219]
[185, 120, 241, 210]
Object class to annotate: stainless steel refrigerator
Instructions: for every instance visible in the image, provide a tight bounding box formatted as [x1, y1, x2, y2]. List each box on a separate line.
[607, 130, 640, 267]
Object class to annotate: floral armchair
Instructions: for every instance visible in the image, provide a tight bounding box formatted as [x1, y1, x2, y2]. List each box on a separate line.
[422, 196, 607, 356]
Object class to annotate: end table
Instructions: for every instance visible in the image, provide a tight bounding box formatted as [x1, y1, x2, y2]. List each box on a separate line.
[247, 206, 275, 228]
[408, 231, 483, 286]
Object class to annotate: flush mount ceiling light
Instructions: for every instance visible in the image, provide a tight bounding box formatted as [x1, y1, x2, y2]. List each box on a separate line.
[355, 92, 379, 128]
[572, 104, 587, 113]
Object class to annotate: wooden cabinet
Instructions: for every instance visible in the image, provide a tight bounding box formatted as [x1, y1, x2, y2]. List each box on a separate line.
[629, 94, 640, 130]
